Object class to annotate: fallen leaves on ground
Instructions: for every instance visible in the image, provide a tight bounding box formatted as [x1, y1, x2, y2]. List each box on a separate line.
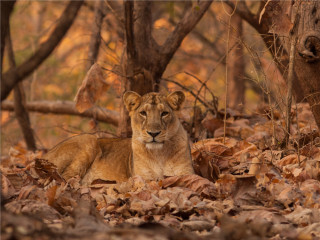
[1, 103, 320, 239]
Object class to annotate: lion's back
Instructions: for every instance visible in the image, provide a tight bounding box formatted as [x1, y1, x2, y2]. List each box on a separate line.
[44, 134, 132, 184]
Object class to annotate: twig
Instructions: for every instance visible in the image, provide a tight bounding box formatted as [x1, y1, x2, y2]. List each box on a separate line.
[162, 78, 213, 112]
[285, 10, 300, 147]
[241, 40, 277, 146]
[295, 103, 301, 166]
[222, 1, 238, 145]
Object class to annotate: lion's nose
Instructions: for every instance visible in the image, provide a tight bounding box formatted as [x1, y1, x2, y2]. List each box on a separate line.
[147, 131, 161, 138]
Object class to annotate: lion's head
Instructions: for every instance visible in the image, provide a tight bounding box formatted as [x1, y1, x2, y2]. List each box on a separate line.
[123, 91, 185, 149]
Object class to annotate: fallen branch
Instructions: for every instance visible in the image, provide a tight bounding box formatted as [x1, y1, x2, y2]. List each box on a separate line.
[1, 101, 119, 126]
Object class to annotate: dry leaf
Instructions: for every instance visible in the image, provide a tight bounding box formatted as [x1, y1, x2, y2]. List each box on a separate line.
[47, 185, 58, 206]
[162, 174, 217, 199]
[248, 157, 261, 175]
[1, 174, 16, 201]
[34, 158, 65, 184]
[74, 63, 109, 113]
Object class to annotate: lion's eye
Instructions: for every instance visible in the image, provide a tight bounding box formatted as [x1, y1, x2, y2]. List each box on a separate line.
[140, 111, 147, 116]
[161, 111, 169, 117]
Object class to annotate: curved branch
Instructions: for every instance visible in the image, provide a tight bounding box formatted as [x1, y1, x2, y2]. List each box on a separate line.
[160, 1, 213, 63]
[1, 100, 119, 126]
[1, 0, 84, 101]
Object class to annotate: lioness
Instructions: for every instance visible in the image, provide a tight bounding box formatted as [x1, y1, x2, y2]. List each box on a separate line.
[44, 91, 194, 185]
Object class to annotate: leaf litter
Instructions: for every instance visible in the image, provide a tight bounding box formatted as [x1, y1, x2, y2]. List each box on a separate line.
[1, 103, 320, 239]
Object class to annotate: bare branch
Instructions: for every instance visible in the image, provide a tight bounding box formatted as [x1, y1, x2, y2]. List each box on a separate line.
[86, 0, 105, 71]
[1, 0, 84, 101]
[1, 101, 119, 126]
[160, 1, 213, 63]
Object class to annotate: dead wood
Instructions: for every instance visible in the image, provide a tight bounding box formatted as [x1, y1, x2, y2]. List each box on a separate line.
[1, 100, 119, 126]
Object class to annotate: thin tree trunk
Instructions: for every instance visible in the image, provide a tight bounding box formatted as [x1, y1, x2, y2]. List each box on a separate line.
[6, 26, 37, 151]
[1, 0, 16, 71]
[118, 0, 136, 137]
[86, 0, 105, 72]
[1, 0, 83, 101]
[227, 14, 245, 110]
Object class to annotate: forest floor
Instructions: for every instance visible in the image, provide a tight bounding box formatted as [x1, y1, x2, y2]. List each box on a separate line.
[1, 103, 320, 240]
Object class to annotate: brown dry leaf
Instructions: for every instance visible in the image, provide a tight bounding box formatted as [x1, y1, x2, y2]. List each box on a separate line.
[74, 63, 109, 113]
[277, 154, 307, 168]
[201, 115, 224, 135]
[47, 185, 58, 206]
[18, 185, 48, 203]
[285, 206, 320, 227]
[192, 137, 238, 153]
[34, 158, 65, 184]
[215, 174, 237, 198]
[300, 179, 320, 195]
[248, 157, 261, 175]
[192, 151, 220, 182]
[162, 174, 217, 199]
[214, 126, 241, 138]
[5, 199, 61, 221]
[1, 174, 16, 201]
[297, 223, 320, 238]
[192, 138, 237, 171]
[8, 144, 28, 167]
[238, 209, 287, 225]
[276, 185, 302, 208]
[300, 144, 320, 158]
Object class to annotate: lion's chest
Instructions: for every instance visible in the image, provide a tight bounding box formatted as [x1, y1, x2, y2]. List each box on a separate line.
[133, 154, 177, 180]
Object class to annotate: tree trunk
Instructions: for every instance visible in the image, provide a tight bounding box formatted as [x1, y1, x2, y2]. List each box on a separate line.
[6, 27, 37, 151]
[227, 14, 245, 110]
[117, 0, 213, 137]
[1, 1, 16, 70]
[294, 0, 320, 129]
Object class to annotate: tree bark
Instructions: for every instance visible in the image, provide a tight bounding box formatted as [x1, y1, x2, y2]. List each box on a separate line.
[227, 14, 245, 110]
[118, 0, 213, 137]
[1, 0, 83, 101]
[1, 1, 16, 71]
[1, 101, 119, 126]
[294, 1, 320, 129]
[6, 25, 37, 151]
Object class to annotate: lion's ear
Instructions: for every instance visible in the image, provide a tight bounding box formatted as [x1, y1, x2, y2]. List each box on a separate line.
[123, 91, 141, 112]
[167, 91, 185, 110]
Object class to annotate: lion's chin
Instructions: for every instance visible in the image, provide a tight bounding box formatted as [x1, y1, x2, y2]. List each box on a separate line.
[145, 142, 164, 150]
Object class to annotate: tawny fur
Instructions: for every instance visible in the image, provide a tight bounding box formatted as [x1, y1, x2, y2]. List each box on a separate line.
[44, 91, 194, 185]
